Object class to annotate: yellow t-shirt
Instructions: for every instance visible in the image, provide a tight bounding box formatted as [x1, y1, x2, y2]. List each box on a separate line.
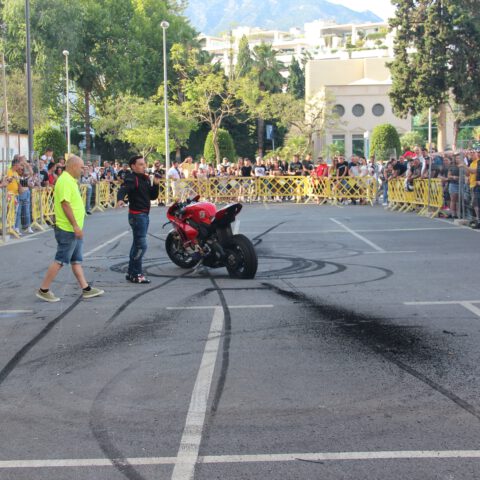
[54, 171, 85, 232]
[469, 160, 478, 188]
[6, 168, 19, 195]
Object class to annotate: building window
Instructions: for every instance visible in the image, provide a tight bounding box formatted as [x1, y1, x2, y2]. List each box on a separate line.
[332, 134, 345, 155]
[334, 104, 345, 117]
[372, 103, 385, 117]
[352, 104, 365, 117]
[352, 134, 365, 157]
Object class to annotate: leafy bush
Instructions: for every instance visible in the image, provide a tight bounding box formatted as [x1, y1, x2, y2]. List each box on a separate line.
[34, 126, 67, 160]
[370, 124, 401, 161]
[204, 128, 236, 165]
[400, 131, 424, 152]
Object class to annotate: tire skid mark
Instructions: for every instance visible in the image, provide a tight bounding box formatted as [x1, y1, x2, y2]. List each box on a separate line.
[263, 282, 480, 422]
[104, 269, 194, 327]
[208, 276, 231, 415]
[89, 363, 148, 480]
[0, 296, 82, 386]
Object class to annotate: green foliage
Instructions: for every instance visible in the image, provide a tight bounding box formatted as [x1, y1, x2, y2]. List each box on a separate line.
[33, 126, 67, 159]
[322, 142, 345, 159]
[0, 68, 47, 132]
[252, 43, 284, 94]
[389, 0, 480, 118]
[400, 131, 424, 152]
[276, 135, 310, 160]
[370, 124, 401, 161]
[94, 93, 196, 159]
[204, 129, 236, 165]
[235, 35, 253, 78]
[287, 57, 305, 100]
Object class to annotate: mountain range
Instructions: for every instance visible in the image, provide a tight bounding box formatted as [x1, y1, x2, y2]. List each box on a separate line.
[186, 0, 383, 35]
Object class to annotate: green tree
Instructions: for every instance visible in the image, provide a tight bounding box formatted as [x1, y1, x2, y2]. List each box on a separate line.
[251, 43, 284, 157]
[0, 68, 47, 132]
[95, 93, 196, 159]
[3, 0, 197, 155]
[370, 124, 401, 161]
[287, 57, 305, 100]
[265, 90, 339, 152]
[235, 35, 253, 78]
[389, 0, 480, 150]
[34, 125, 67, 159]
[400, 131, 424, 152]
[182, 68, 242, 165]
[203, 128, 236, 165]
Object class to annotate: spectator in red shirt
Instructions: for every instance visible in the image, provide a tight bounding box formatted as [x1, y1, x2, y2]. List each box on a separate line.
[315, 157, 329, 178]
[47, 162, 57, 186]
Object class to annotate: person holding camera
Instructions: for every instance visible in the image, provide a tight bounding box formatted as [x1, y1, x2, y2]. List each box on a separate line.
[117, 155, 161, 284]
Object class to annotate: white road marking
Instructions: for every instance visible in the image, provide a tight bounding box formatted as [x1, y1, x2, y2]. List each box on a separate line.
[2, 450, 480, 469]
[242, 227, 459, 235]
[0, 310, 33, 314]
[170, 307, 224, 480]
[363, 251, 416, 255]
[167, 305, 274, 310]
[330, 218, 386, 253]
[405, 300, 480, 318]
[83, 231, 129, 258]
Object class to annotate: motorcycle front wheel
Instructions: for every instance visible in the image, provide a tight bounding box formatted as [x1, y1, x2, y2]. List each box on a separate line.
[225, 234, 258, 279]
[165, 231, 199, 269]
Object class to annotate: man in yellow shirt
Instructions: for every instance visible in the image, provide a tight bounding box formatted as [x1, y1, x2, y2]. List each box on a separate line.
[6, 157, 21, 195]
[36, 155, 104, 302]
[460, 150, 480, 225]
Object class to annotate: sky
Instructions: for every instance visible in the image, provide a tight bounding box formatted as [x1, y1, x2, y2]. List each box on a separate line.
[329, 0, 396, 21]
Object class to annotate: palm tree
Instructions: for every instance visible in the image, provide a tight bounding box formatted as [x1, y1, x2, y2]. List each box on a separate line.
[252, 43, 284, 157]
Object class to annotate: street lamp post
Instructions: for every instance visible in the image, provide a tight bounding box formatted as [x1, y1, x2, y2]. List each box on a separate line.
[25, 0, 34, 162]
[1, 50, 9, 242]
[160, 20, 170, 204]
[63, 50, 71, 156]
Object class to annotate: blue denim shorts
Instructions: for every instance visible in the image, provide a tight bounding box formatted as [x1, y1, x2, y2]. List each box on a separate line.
[54, 228, 83, 265]
[448, 183, 459, 195]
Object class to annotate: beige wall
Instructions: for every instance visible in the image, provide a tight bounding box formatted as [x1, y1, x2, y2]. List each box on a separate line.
[306, 57, 413, 159]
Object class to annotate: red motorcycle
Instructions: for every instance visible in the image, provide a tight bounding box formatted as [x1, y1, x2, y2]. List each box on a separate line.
[165, 196, 258, 279]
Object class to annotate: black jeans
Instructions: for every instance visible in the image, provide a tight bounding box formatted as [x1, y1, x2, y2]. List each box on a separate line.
[128, 213, 149, 276]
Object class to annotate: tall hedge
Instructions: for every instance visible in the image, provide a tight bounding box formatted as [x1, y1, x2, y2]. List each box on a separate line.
[204, 128, 236, 165]
[34, 126, 67, 160]
[370, 124, 401, 161]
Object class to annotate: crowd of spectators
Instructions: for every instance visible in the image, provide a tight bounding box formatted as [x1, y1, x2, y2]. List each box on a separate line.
[2, 146, 479, 237]
[380, 147, 480, 225]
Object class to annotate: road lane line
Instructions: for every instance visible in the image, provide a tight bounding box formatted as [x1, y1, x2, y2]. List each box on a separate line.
[0, 310, 33, 314]
[2, 450, 480, 469]
[171, 307, 224, 480]
[83, 231, 129, 258]
[330, 218, 386, 253]
[167, 305, 274, 310]
[405, 300, 480, 318]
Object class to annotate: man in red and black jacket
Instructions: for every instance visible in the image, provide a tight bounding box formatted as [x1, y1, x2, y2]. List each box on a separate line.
[117, 155, 161, 284]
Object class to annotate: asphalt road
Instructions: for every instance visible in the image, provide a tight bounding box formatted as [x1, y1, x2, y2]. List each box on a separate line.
[0, 204, 479, 480]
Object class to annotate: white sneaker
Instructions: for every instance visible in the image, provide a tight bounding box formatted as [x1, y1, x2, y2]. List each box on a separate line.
[24, 227, 34, 234]
[13, 228, 23, 237]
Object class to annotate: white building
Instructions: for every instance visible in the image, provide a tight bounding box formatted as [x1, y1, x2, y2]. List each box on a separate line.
[306, 57, 411, 159]
[198, 20, 395, 77]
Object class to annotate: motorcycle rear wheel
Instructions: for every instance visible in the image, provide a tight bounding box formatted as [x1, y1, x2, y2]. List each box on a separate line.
[225, 234, 258, 279]
[165, 231, 199, 269]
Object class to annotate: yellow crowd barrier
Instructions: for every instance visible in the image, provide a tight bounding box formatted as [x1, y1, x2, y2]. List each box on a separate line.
[2, 176, 445, 241]
[159, 176, 378, 206]
[0, 194, 19, 238]
[387, 178, 443, 218]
